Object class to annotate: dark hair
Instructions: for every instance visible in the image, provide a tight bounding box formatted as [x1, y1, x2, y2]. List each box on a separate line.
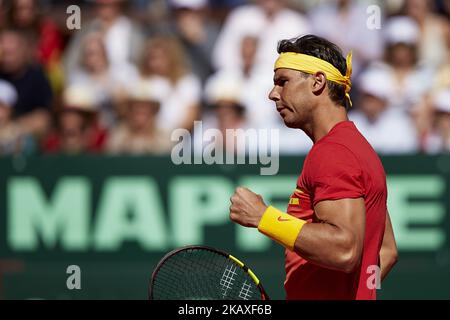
[384, 42, 419, 67]
[0, 27, 32, 44]
[277, 34, 348, 108]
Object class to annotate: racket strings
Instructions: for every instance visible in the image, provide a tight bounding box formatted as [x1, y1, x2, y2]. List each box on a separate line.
[153, 249, 225, 299]
[151, 248, 261, 300]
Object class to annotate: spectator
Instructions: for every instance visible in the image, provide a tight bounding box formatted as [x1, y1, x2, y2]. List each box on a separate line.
[369, 16, 433, 112]
[0, 28, 52, 137]
[106, 79, 172, 155]
[0, 79, 35, 155]
[307, 0, 384, 77]
[68, 32, 139, 128]
[424, 15, 450, 145]
[433, 16, 450, 93]
[404, 0, 449, 69]
[424, 90, 450, 153]
[8, 0, 65, 91]
[0, 0, 8, 30]
[139, 35, 201, 132]
[64, 0, 145, 74]
[169, 0, 220, 83]
[207, 34, 312, 155]
[440, 0, 450, 18]
[212, 0, 310, 74]
[211, 34, 273, 130]
[349, 69, 419, 154]
[42, 84, 108, 154]
[201, 72, 249, 155]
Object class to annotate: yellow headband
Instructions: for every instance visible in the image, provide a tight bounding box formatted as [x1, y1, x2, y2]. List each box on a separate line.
[274, 51, 353, 107]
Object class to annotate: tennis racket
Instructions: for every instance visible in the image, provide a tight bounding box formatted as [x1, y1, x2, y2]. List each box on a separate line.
[149, 245, 269, 300]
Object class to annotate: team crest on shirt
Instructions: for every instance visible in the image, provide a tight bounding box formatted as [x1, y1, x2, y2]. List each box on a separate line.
[288, 189, 304, 205]
[287, 187, 314, 221]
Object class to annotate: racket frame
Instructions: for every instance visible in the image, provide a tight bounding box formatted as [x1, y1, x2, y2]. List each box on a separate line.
[148, 245, 270, 300]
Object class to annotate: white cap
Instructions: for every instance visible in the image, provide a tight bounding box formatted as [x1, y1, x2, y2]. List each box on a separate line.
[385, 16, 420, 45]
[0, 80, 18, 108]
[63, 85, 99, 112]
[204, 72, 243, 105]
[433, 90, 450, 114]
[169, 0, 207, 9]
[128, 78, 170, 104]
[358, 69, 394, 102]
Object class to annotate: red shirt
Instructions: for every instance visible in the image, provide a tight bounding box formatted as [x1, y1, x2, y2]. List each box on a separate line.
[285, 121, 387, 300]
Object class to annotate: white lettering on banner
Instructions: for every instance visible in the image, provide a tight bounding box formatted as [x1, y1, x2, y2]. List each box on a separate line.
[387, 176, 446, 251]
[8, 178, 90, 250]
[5, 175, 447, 252]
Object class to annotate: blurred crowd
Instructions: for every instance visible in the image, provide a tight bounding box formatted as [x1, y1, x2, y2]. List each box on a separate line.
[0, 0, 449, 156]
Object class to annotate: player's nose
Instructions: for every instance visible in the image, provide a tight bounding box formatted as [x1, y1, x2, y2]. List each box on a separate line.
[269, 86, 281, 102]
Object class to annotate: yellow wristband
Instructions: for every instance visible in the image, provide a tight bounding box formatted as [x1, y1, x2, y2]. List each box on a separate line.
[257, 206, 307, 251]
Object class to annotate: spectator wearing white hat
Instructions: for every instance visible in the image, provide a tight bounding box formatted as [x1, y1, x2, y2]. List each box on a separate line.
[0, 80, 35, 155]
[369, 16, 434, 112]
[424, 90, 450, 154]
[211, 0, 310, 75]
[0, 81, 18, 114]
[200, 72, 250, 156]
[106, 79, 173, 155]
[307, 0, 384, 77]
[349, 69, 419, 154]
[41, 84, 108, 154]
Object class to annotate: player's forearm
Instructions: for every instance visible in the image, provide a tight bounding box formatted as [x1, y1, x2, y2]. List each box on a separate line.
[380, 245, 398, 281]
[379, 211, 398, 281]
[380, 255, 396, 282]
[257, 205, 362, 273]
[293, 222, 362, 273]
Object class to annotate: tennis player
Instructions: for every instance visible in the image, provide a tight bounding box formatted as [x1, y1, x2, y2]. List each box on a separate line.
[229, 35, 398, 300]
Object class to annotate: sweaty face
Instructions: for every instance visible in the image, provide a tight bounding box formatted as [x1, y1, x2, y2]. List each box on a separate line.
[268, 68, 312, 129]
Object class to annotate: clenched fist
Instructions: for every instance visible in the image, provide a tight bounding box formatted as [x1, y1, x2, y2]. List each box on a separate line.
[229, 187, 268, 228]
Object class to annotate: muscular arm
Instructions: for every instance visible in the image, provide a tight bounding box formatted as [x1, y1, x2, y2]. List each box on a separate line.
[229, 188, 366, 273]
[294, 198, 365, 273]
[379, 211, 398, 281]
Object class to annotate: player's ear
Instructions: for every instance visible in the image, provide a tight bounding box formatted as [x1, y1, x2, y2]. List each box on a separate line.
[311, 72, 327, 96]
